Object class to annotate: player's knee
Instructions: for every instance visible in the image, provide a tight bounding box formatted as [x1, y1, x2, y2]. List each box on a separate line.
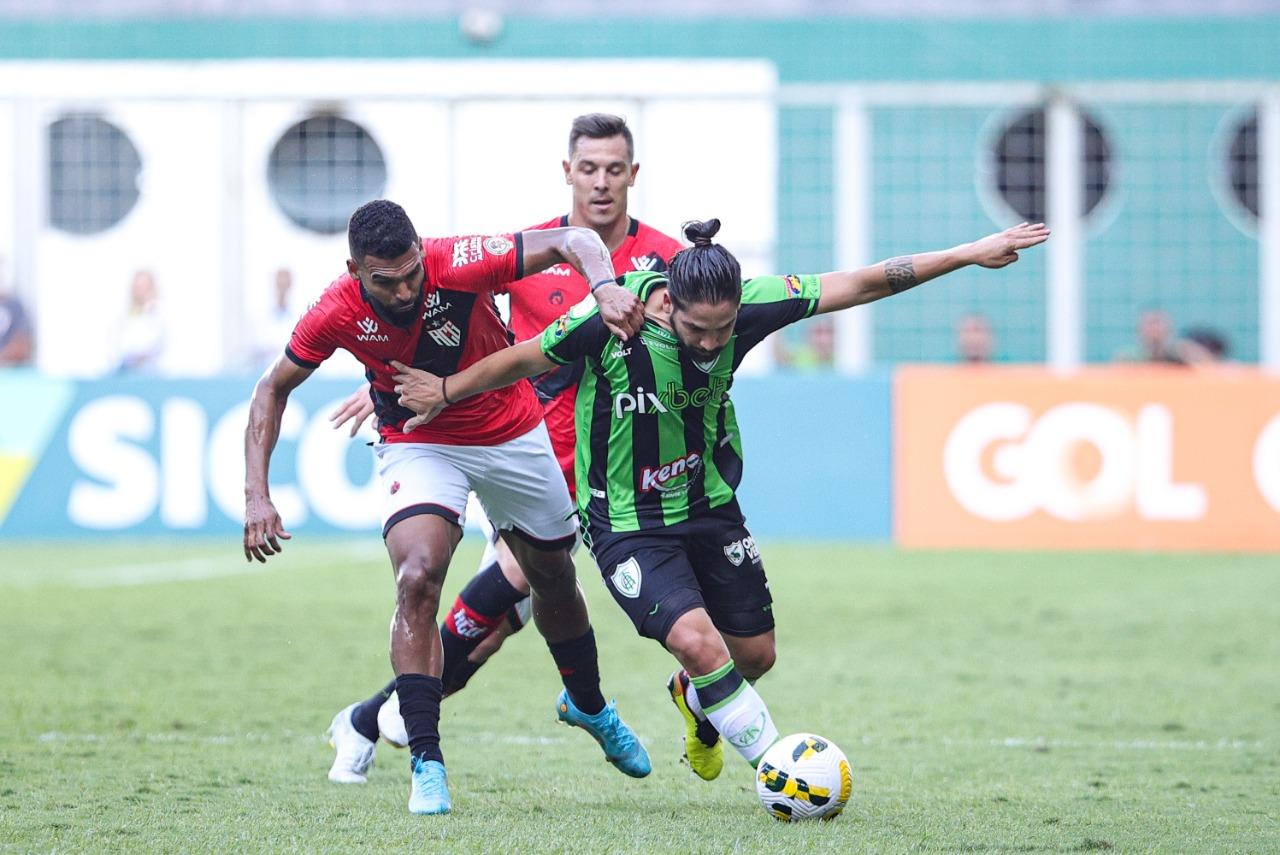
[735, 644, 776, 681]
[395, 554, 447, 611]
[664, 619, 728, 676]
[519, 548, 576, 590]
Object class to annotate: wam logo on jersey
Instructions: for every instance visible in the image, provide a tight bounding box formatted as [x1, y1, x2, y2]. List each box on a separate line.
[356, 317, 390, 342]
[611, 557, 642, 598]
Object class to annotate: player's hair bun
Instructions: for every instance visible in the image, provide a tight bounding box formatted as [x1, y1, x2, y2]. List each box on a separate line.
[682, 219, 721, 247]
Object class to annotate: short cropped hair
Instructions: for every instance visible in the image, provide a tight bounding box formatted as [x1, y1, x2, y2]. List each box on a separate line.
[568, 113, 634, 161]
[347, 200, 417, 262]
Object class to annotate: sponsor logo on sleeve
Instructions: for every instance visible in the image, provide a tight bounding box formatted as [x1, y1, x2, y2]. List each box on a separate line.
[568, 294, 597, 320]
[452, 236, 486, 267]
[483, 235, 513, 256]
[784, 274, 804, 299]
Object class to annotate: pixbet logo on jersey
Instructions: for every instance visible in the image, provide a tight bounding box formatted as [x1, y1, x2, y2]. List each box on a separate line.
[612, 379, 730, 418]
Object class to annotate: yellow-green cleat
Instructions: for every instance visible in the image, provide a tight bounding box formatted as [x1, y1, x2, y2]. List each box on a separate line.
[667, 670, 724, 781]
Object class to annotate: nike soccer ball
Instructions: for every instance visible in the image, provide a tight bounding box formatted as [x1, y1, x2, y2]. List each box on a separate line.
[755, 733, 853, 822]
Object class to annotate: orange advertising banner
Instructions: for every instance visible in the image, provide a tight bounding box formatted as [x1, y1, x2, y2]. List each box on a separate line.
[895, 366, 1280, 551]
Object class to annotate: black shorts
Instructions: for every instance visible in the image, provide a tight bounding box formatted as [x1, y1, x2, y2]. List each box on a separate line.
[585, 503, 774, 644]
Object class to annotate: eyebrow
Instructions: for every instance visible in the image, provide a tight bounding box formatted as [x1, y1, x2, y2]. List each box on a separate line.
[369, 258, 422, 280]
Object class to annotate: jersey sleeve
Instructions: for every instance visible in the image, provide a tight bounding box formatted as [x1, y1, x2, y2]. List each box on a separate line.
[424, 233, 524, 295]
[540, 294, 611, 365]
[732, 274, 823, 355]
[284, 294, 339, 368]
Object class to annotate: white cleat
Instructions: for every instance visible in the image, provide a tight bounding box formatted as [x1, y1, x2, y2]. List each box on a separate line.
[378, 691, 409, 749]
[327, 703, 375, 783]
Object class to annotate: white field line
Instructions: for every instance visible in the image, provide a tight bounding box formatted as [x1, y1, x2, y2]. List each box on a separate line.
[943, 736, 1262, 751]
[30, 731, 1262, 751]
[2, 541, 387, 589]
[34, 730, 570, 747]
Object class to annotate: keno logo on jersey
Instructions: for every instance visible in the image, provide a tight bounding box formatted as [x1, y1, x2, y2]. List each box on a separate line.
[356, 317, 390, 342]
[640, 451, 703, 494]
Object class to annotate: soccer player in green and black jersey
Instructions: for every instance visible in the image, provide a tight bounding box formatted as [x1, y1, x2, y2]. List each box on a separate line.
[388, 217, 1050, 780]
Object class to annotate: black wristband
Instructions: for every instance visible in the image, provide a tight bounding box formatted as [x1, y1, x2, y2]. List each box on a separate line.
[441, 375, 455, 406]
[589, 278, 615, 292]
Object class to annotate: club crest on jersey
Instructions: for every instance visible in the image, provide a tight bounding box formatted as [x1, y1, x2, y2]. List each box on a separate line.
[611, 557, 642, 599]
[356, 317, 390, 342]
[723, 535, 760, 566]
[549, 290, 564, 305]
[630, 254, 658, 271]
[784, 274, 804, 299]
[426, 320, 462, 347]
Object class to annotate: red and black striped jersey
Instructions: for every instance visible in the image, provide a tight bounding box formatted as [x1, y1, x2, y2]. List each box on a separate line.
[287, 233, 543, 447]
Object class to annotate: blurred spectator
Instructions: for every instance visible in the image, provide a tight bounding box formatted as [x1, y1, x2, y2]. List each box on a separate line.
[0, 286, 33, 366]
[955, 313, 994, 364]
[1115, 308, 1183, 364]
[116, 269, 164, 373]
[252, 267, 297, 371]
[773, 316, 835, 370]
[1179, 327, 1230, 366]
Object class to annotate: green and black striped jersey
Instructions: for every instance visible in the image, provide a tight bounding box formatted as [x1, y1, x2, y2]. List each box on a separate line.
[540, 269, 822, 533]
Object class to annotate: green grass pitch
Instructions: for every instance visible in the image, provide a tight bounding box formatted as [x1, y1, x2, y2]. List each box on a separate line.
[1, 539, 1277, 853]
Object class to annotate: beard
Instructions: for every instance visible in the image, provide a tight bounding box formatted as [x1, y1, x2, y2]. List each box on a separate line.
[679, 341, 724, 372]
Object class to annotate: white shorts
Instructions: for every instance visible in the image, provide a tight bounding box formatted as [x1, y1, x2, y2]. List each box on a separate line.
[374, 422, 577, 550]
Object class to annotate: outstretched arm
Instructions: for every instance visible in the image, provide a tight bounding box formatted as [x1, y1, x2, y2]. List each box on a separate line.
[814, 222, 1049, 315]
[519, 227, 643, 340]
[243, 355, 313, 562]
[391, 338, 556, 431]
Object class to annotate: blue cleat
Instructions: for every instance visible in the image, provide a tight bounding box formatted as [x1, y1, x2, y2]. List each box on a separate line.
[408, 758, 451, 815]
[556, 689, 651, 778]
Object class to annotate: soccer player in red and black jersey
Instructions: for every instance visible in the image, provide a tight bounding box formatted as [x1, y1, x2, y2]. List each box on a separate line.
[330, 115, 681, 753]
[243, 199, 651, 815]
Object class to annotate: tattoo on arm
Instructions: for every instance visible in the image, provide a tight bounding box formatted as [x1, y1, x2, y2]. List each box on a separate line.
[884, 256, 918, 294]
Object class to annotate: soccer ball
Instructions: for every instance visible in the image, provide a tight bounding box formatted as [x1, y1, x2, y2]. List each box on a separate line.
[755, 733, 853, 822]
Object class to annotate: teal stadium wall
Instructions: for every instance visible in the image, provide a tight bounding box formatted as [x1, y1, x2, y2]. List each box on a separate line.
[1, 16, 1270, 363]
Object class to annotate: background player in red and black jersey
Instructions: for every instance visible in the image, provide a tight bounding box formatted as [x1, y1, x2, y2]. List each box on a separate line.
[330, 115, 681, 754]
[244, 200, 650, 814]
